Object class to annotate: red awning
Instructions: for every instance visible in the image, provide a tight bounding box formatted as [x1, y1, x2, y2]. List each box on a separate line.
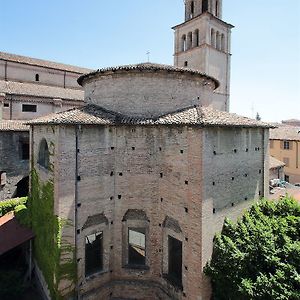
[0, 212, 34, 255]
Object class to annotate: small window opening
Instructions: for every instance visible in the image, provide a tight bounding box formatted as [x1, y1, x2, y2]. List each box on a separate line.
[85, 232, 103, 277]
[184, 61, 188, 67]
[20, 141, 29, 160]
[128, 228, 146, 266]
[22, 104, 37, 112]
[202, 0, 208, 13]
[168, 236, 182, 287]
[190, 1, 194, 18]
[35, 74, 39, 82]
[4, 103, 9, 108]
[38, 139, 50, 169]
[283, 141, 290, 150]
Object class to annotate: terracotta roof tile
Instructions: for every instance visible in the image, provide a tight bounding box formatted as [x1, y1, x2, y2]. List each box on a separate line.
[0, 80, 84, 101]
[0, 120, 29, 131]
[270, 126, 300, 141]
[27, 104, 274, 128]
[78, 62, 219, 88]
[269, 156, 285, 169]
[0, 51, 91, 74]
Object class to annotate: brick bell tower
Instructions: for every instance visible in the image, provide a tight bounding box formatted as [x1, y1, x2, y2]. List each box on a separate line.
[173, 0, 234, 112]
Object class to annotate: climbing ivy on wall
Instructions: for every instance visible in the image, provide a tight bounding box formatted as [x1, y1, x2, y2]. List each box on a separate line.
[27, 169, 76, 300]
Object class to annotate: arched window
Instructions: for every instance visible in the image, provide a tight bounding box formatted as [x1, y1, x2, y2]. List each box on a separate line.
[35, 74, 39, 82]
[181, 35, 187, 52]
[190, 1, 194, 18]
[202, 0, 208, 13]
[221, 33, 225, 51]
[211, 28, 216, 48]
[216, 31, 221, 50]
[38, 138, 50, 169]
[193, 29, 199, 47]
[187, 32, 193, 50]
[215, 0, 219, 17]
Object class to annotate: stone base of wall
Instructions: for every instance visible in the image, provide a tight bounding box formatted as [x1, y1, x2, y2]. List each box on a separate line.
[82, 279, 182, 300]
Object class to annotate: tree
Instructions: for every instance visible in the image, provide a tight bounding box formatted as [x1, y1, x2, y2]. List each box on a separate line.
[204, 197, 300, 300]
[256, 113, 261, 121]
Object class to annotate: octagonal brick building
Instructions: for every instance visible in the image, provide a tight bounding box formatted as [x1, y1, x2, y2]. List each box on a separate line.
[28, 63, 271, 300]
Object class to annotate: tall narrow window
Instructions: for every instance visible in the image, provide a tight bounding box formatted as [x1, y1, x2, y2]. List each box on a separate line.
[190, 1, 194, 18]
[85, 232, 103, 276]
[202, 0, 208, 13]
[168, 236, 182, 287]
[128, 228, 146, 266]
[215, 0, 219, 16]
[216, 31, 221, 50]
[35, 74, 39, 81]
[21, 141, 29, 160]
[283, 141, 290, 150]
[182, 35, 187, 51]
[211, 28, 216, 47]
[187, 32, 193, 50]
[38, 139, 50, 169]
[221, 34, 225, 51]
[193, 29, 199, 47]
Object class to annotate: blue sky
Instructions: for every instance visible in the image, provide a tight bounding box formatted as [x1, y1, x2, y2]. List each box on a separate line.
[1, 0, 299, 122]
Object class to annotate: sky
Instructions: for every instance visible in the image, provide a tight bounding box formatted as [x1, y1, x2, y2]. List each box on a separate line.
[1, 0, 299, 122]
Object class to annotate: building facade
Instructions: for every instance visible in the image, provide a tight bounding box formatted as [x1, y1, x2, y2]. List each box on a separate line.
[173, 0, 233, 112]
[0, 52, 90, 200]
[29, 64, 271, 300]
[270, 126, 300, 184]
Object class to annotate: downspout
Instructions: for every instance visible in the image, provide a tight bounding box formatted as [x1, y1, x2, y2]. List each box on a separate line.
[63, 71, 66, 89]
[10, 96, 13, 120]
[4, 61, 8, 81]
[262, 128, 265, 198]
[75, 125, 80, 300]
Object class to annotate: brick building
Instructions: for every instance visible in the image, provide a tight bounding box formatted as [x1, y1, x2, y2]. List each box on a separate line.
[28, 63, 271, 299]
[0, 52, 90, 200]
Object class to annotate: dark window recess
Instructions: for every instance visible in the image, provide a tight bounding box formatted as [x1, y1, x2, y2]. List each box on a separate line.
[35, 74, 39, 81]
[38, 139, 50, 169]
[22, 104, 37, 112]
[20, 142, 29, 160]
[85, 232, 103, 276]
[4, 103, 9, 107]
[168, 235, 182, 287]
[202, 0, 208, 12]
[128, 228, 146, 266]
[184, 61, 188, 67]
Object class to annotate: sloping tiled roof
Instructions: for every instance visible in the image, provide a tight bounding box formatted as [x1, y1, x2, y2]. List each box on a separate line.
[269, 156, 285, 169]
[27, 104, 274, 128]
[78, 62, 219, 88]
[0, 51, 91, 74]
[0, 212, 34, 255]
[0, 120, 29, 131]
[270, 126, 300, 141]
[0, 80, 84, 101]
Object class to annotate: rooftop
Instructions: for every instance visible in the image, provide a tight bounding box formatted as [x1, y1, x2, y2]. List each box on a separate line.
[27, 103, 274, 128]
[269, 156, 285, 169]
[77, 62, 219, 88]
[270, 125, 300, 141]
[0, 80, 84, 101]
[0, 51, 91, 74]
[0, 120, 29, 131]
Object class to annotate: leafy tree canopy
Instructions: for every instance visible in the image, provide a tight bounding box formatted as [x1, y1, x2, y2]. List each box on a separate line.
[204, 197, 300, 300]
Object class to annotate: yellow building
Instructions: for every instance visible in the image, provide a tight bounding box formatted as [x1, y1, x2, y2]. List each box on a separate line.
[270, 126, 300, 183]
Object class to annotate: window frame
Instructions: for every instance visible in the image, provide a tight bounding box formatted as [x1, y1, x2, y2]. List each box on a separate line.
[127, 227, 146, 267]
[22, 104, 37, 112]
[283, 141, 290, 150]
[38, 138, 50, 170]
[85, 231, 104, 277]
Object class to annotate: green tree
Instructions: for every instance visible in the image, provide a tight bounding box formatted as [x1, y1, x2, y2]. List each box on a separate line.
[204, 197, 300, 300]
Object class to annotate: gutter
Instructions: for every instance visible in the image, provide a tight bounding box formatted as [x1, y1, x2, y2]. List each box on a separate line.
[75, 125, 80, 299]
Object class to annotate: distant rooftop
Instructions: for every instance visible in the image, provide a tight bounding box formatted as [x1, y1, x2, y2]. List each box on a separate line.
[270, 126, 300, 141]
[0, 120, 29, 131]
[270, 156, 285, 169]
[0, 80, 84, 101]
[0, 51, 92, 74]
[27, 103, 274, 128]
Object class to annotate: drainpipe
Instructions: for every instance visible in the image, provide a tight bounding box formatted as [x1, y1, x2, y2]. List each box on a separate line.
[75, 125, 80, 300]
